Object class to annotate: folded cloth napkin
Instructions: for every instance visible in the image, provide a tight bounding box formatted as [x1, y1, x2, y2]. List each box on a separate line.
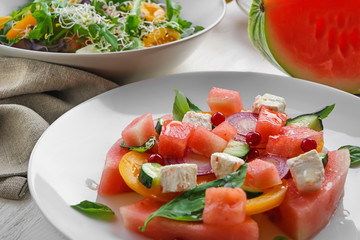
[0, 57, 118, 200]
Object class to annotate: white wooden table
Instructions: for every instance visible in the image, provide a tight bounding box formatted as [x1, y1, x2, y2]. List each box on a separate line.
[0, 2, 284, 239]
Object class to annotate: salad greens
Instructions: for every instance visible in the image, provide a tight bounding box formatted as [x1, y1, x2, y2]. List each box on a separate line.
[71, 200, 115, 221]
[139, 163, 248, 231]
[0, 0, 203, 53]
[172, 89, 202, 121]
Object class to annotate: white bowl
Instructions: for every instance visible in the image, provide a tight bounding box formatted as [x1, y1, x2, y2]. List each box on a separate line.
[0, 0, 226, 82]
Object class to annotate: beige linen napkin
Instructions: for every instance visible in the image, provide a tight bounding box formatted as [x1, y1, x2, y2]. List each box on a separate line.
[0, 57, 118, 200]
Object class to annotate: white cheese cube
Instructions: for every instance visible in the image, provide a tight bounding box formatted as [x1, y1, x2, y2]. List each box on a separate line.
[252, 93, 286, 113]
[182, 111, 212, 130]
[210, 152, 245, 179]
[287, 149, 325, 194]
[160, 163, 197, 193]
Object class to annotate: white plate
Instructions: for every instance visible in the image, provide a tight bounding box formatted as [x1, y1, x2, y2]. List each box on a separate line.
[29, 72, 360, 240]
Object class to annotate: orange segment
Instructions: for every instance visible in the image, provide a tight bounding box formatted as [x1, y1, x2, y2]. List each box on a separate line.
[0, 16, 11, 30]
[6, 13, 37, 40]
[143, 28, 181, 47]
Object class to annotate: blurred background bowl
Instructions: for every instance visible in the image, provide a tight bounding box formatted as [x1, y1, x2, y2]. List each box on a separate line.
[0, 0, 226, 83]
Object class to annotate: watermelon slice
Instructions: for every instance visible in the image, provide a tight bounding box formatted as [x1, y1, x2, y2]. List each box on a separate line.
[270, 149, 350, 239]
[248, 0, 360, 93]
[120, 198, 259, 240]
[98, 138, 131, 195]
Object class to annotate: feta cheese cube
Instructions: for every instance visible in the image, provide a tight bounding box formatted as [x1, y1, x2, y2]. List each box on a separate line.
[210, 152, 245, 179]
[182, 111, 212, 130]
[160, 163, 197, 193]
[287, 149, 325, 193]
[252, 93, 286, 113]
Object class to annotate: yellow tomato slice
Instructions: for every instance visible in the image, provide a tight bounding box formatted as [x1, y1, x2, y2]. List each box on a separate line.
[245, 180, 288, 215]
[119, 151, 179, 202]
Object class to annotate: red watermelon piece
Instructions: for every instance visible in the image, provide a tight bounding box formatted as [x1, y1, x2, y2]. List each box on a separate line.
[158, 120, 195, 159]
[121, 113, 156, 147]
[98, 138, 131, 195]
[188, 126, 228, 158]
[255, 107, 288, 143]
[203, 187, 247, 225]
[272, 149, 350, 239]
[244, 159, 282, 191]
[266, 125, 323, 158]
[206, 87, 244, 117]
[211, 120, 237, 141]
[120, 198, 259, 240]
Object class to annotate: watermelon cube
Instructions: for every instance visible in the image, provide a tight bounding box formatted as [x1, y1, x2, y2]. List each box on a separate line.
[158, 120, 195, 159]
[98, 138, 132, 195]
[272, 149, 350, 239]
[212, 121, 237, 141]
[188, 126, 228, 158]
[121, 113, 156, 147]
[203, 187, 247, 225]
[255, 107, 288, 143]
[206, 87, 244, 117]
[244, 159, 282, 191]
[266, 125, 323, 158]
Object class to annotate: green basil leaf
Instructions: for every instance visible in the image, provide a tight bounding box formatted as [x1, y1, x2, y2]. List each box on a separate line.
[139, 163, 248, 231]
[338, 145, 360, 167]
[120, 136, 156, 153]
[71, 200, 114, 221]
[315, 104, 335, 119]
[172, 89, 202, 121]
[155, 118, 165, 135]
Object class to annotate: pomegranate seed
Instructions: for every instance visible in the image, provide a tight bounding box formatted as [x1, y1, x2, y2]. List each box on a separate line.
[301, 138, 317, 152]
[246, 148, 259, 160]
[245, 131, 261, 146]
[148, 154, 164, 165]
[211, 112, 225, 126]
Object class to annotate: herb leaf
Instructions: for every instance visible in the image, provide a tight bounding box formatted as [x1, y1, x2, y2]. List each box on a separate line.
[125, 0, 142, 36]
[120, 136, 156, 152]
[338, 145, 360, 167]
[314, 104, 335, 119]
[71, 200, 114, 221]
[139, 163, 248, 231]
[172, 89, 202, 121]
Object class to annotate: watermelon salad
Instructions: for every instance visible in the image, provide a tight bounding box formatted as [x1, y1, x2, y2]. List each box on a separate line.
[90, 87, 354, 240]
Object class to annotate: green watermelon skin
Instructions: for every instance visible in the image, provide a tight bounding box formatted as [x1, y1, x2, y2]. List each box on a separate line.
[248, 0, 360, 93]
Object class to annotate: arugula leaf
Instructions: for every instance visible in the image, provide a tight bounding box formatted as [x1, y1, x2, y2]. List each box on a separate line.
[172, 89, 202, 121]
[120, 136, 156, 153]
[71, 200, 115, 221]
[165, 0, 181, 22]
[29, 8, 53, 41]
[125, 0, 142, 36]
[338, 145, 360, 167]
[139, 163, 248, 231]
[88, 23, 119, 50]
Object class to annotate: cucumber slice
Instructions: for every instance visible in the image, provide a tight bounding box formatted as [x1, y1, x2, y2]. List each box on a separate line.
[285, 104, 335, 131]
[241, 184, 263, 199]
[319, 152, 328, 168]
[138, 163, 162, 188]
[285, 114, 323, 131]
[223, 140, 249, 158]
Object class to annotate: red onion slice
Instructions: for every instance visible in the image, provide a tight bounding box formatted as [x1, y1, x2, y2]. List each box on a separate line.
[226, 112, 258, 142]
[164, 150, 213, 176]
[258, 154, 290, 179]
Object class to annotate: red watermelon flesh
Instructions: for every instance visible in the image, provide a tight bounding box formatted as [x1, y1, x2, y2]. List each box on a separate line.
[120, 198, 259, 240]
[98, 138, 132, 195]
[271, 149, 350, 240]
[262, 0, 360, 93]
